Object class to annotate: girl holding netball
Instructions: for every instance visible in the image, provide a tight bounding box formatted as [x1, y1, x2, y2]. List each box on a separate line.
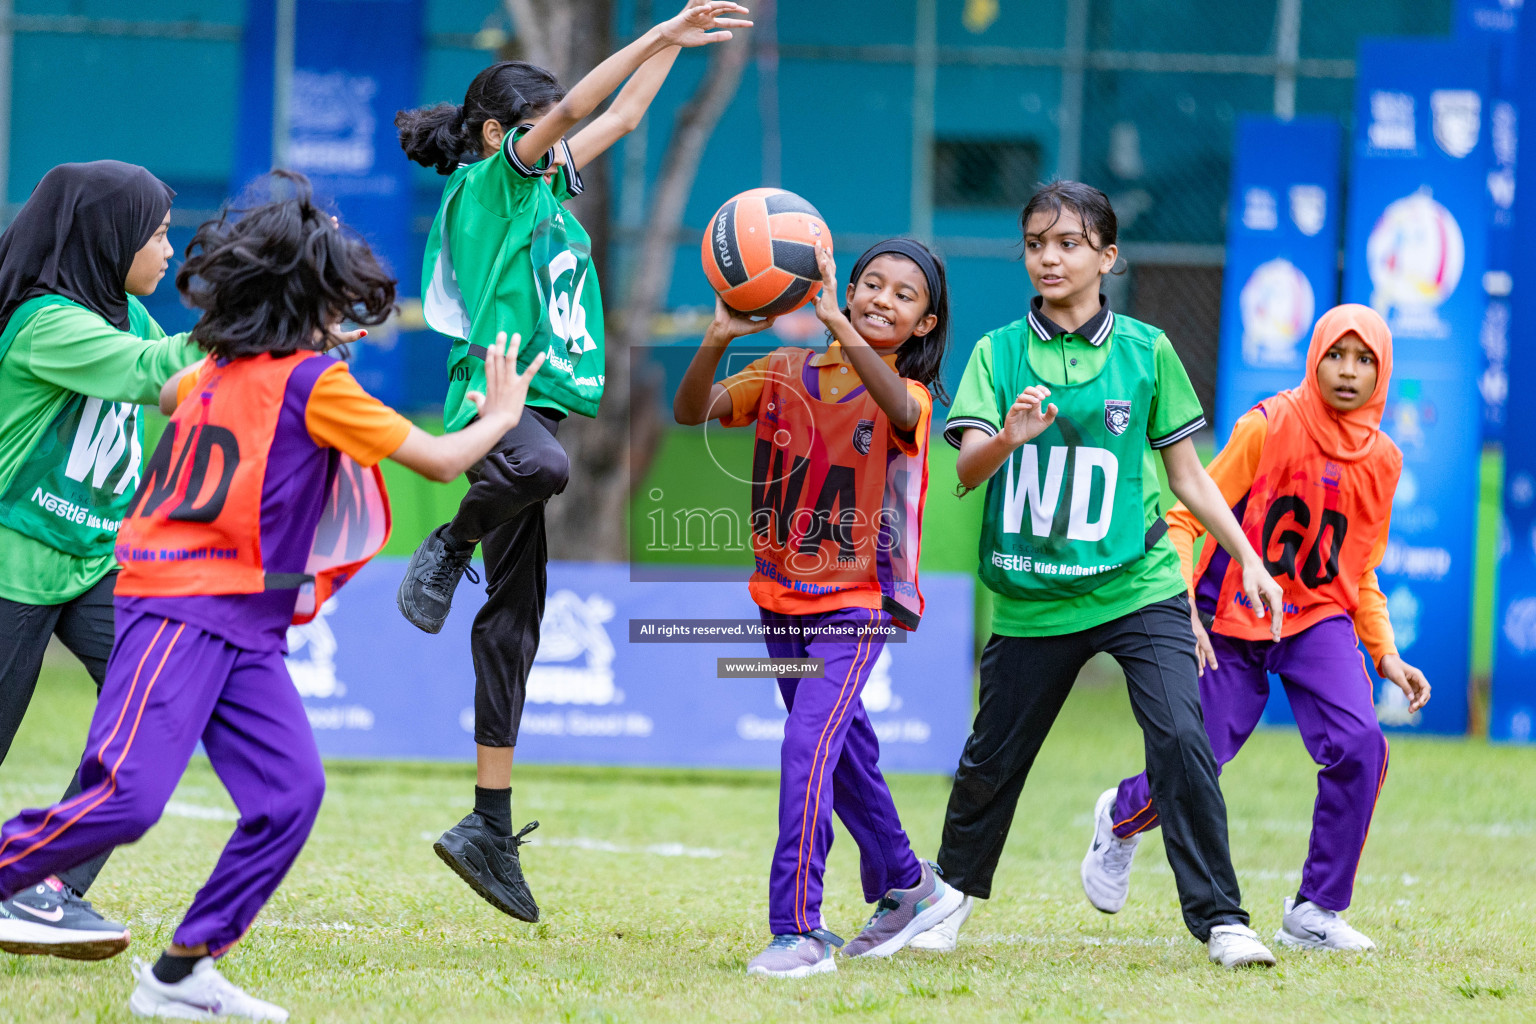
[1084, 304, 1428, 952]
[912, 181, 1284, 968]
[391, 0, 749, 925]
[0, 175, 541, 1020]
[674, 238, 961, 977]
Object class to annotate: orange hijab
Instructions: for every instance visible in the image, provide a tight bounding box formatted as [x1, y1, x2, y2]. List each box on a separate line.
[1276, 303, 1393, 461]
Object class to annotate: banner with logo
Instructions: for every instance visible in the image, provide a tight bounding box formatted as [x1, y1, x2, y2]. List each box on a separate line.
[284, 560, 976, 773]
[235, 0, 422, 408]
[1490, 4, 1536, 743]
[1215, 115, 1342, 441]
[1339, 38, 1494, 735]
[1458, 0, 1522, 440]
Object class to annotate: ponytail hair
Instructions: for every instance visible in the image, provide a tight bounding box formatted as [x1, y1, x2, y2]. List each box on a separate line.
[396, 61, 566, 174]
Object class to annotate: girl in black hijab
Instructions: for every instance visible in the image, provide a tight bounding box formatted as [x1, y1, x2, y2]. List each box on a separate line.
[0, 161, 202, 962]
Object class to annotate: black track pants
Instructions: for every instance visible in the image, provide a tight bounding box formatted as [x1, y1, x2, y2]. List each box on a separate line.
[446, 409, 569, 748]
[936, 594, 1248, 941]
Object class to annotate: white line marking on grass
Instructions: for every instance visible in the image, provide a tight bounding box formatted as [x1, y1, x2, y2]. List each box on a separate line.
[971, 933, 1181, 948]
[529, 836, 724, 859]
[165, 801, 238, 822]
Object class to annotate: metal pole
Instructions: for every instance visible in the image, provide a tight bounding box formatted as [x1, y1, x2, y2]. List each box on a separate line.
[0, 0, 14, 215]
[910, 0, 936, 242]
[1273, 0, 1302, 120]
[272, 0, 296, 168]
[1058, 0, 1089, 179]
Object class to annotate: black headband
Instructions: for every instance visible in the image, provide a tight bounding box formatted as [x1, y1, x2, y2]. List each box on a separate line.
[848, 238, 944, 312]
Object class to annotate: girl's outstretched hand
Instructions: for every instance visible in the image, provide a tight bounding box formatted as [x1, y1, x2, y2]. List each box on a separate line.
[707, 295, 776, 342]
[466, 332, 545, 429]
[659, 1, 752, 47]
[811, 245, 848, 328]
[1000, 385, 1057, 447]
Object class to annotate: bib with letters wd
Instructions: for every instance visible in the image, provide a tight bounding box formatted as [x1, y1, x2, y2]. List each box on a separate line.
[115, 351, 390, 624]
[749, 348, 927, 629]
[979, 323, 1154, 598]
[0, 296, 153, 556]
[1200, 394, 1400, 641]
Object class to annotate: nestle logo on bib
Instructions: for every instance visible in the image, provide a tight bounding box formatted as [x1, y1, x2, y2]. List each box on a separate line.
[1103, 400, 1132, 436]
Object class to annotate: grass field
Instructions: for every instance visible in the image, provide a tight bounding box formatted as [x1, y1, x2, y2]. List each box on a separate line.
[5, 653, 1534, 1023]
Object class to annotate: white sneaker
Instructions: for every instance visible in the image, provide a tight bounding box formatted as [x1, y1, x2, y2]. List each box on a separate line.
[908, 895, 974, 952]
[1207, 924, 1277, 968]
[1275, 897, 1376, 952]
[129, 957, 290, 1021]
[1080, 788, 1140, 913]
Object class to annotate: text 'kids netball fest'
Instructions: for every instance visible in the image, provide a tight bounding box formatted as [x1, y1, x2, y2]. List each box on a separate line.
[0, 1, 1534, 1021]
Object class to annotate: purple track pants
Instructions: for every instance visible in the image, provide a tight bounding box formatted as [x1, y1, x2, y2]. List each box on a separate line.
[1113, 615, 1389, 911]
[761, 606, 922, 935]
[0, 609, 324, 955]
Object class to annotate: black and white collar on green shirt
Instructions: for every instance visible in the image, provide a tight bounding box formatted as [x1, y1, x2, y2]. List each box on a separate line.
[1027, 295, 1113, 347]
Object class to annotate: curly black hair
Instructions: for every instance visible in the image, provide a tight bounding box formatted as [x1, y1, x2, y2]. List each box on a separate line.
[176, 171, 396, 360]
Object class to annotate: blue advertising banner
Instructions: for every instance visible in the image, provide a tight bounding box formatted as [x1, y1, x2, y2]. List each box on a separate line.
[1215, 116, 1343, 442]
[283, 560, 976, 773]
[1490, 5, 1536, 743]
[1341, 38, 1494, 735]
[235, 0, 422, 408]
[1458, 0, 1522, 440]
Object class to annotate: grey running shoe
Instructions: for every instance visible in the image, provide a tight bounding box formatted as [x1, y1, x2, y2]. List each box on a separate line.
[396, 525, 479, 634]
[746, 929, 842, 978]
[434, 813, 540, 922]
[843, 861, 964, 958]
[0, 877, 130, 960]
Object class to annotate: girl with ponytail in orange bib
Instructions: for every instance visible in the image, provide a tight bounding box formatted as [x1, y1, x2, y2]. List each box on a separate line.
[1082, 304, 1431, 954]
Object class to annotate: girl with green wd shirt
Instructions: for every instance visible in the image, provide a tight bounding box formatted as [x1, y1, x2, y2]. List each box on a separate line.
[0, 161, 202, 960]
[911, 182, 1287, 969]
[392, 2, 751, 925]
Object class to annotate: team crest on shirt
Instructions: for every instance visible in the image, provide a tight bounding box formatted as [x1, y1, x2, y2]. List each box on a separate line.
[1104, 400, 1132, 436]
[852, 419, 875, 455]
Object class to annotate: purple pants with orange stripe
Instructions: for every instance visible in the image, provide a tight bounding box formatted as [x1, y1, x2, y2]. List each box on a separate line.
[1112, 615, 1388, 912]
[762, 607, 922, 935]
[0, 608, 324, 955]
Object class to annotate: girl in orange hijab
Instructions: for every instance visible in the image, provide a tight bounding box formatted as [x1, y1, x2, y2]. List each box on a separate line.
[1080, 304, 1430, 953]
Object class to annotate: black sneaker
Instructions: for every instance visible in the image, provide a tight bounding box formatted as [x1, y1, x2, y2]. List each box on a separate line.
[0, 877, 130, 960]
[433, 814, 540, 922]
[396, 525, 479, 634]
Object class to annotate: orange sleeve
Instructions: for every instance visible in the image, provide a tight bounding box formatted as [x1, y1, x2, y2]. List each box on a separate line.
[717, 354, 773, 428]
[1166, 407, 1269, 591]
[175, 363, 210, 405]
[890, 381, 933, 457]
[304, 362, 414, 467]
[1354, 515, 1397, 667]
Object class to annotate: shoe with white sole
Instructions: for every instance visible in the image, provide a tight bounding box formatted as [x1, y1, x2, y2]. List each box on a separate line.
[1275, 897, 1376, 952]
[1081, 788, 1141, 914]
[843, 861, 963, 958]
[1207, 923, 1277, 968]
[746, 929, 842, 978]
[0, 876, 130, 960]
[908, 894, 974, 952]
[129, 956, 290, 1021]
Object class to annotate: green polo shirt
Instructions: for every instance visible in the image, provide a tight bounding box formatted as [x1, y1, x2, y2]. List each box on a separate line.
[945, 298, 1206, 637]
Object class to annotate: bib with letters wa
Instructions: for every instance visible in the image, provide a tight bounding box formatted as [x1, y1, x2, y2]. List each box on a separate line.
[979, 323, 1154, 598]
[1200, 394, 1400, 641]
[115, 352, 391, 625]
[0, 296, 151, 557]
[749, 347, 927, 630]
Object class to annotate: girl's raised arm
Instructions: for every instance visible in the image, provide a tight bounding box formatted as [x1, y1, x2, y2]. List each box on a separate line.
[515, 1, 749, 169]
[567, 46, 679, 171]
[810, 247, 922, 431]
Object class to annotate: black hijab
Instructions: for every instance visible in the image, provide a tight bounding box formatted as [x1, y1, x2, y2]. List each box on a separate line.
[0, 161, 174, 333]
